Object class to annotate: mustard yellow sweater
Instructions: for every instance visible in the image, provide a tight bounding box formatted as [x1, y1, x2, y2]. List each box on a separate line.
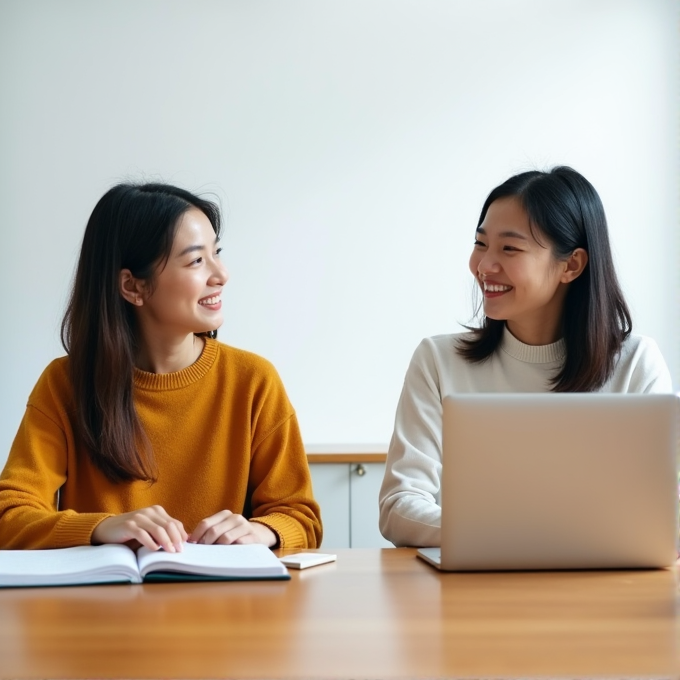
[0, 339, 321, 549]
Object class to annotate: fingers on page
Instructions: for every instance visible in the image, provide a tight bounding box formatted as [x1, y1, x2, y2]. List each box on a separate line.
[189, 510, 236, 544]
[130, 508, 186, 552]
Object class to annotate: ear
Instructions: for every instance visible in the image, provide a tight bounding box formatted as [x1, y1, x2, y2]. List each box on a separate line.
[560, 248, 588, 284]
[119, 269, 147, 306]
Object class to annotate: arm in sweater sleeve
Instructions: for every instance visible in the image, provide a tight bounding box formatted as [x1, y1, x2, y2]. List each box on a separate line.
[0, 403, 111, 549]
[245, 370, 322, 550]
[379, 339, 444, 547]
[248, 414, 322, 550]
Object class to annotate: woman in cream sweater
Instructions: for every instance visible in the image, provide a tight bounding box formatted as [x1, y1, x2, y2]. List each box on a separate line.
[379, 166, 672, 548]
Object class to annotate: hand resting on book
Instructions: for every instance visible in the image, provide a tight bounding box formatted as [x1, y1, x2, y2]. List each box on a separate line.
[92, 506, 278, 552]
[92, 505, 188, 553]
[188, 510, 278, 548]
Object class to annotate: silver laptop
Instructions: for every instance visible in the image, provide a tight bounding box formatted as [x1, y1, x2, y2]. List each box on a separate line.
[418, 393, 679, 571]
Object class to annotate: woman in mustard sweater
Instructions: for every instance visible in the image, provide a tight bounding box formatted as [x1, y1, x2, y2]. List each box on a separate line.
[0, 183, 322, 551]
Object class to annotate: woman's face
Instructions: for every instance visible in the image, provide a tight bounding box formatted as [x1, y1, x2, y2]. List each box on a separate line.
[468, 196, 575, 345]
[137, 207, 228, 340]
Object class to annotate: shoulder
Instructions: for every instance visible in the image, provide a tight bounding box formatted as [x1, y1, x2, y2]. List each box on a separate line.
[609, 334, 673, 393]
[402, 333, 475, 392]
[213, 341, 279, 378]
[23, 356, 74, 425]
[618, 334, 668, 369]
[211, 341, 297, 436]
[410, 332, 473, 366]
[211, 340, 290, 399]
[620, 333, 661, 353]
[27, 357, 72, 403]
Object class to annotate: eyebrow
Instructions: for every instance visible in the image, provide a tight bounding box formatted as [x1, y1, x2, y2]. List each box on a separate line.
[476, 226, 529, 241]
[176, 236, 220, 258]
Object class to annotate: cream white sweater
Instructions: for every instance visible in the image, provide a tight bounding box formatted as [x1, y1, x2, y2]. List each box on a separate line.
[379, 329, 673, 547]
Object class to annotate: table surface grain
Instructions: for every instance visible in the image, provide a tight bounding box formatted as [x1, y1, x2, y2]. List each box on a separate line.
[0, 548, 677, 679]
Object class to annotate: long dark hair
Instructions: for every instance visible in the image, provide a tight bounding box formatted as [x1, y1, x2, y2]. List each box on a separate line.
[61, 183, 222, 483]
[457, 166, 632, 392]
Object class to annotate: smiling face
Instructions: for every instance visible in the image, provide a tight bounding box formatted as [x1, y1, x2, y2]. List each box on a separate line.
[468, 196, 583, 345]
[131, 207, 228, 343]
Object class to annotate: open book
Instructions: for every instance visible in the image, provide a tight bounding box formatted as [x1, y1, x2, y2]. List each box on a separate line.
[0, 542, 290, 587]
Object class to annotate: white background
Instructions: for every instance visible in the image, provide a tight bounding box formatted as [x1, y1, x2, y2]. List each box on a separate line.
[0, 0, 677, 468]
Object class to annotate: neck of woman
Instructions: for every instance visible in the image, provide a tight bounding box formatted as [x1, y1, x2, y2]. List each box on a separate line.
[134, 333, 205, 374]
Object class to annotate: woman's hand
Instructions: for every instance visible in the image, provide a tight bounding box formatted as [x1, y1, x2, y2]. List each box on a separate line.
[91, 505, 188, 552]
[188, 510, 278, 547]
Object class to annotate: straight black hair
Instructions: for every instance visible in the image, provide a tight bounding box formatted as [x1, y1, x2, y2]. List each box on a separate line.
[61, 183, 221, 483]
[457, 166, 632, 392]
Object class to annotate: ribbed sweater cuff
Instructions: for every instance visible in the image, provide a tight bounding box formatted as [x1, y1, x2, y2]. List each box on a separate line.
[251, 513, 305, 550]
[54, 512, 114, 547]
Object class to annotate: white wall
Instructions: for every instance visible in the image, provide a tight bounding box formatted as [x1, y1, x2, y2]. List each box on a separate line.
[0, 0, 677, 467]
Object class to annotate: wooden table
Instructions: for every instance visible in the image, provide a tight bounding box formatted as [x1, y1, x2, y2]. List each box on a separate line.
[0, 548, 677, 679]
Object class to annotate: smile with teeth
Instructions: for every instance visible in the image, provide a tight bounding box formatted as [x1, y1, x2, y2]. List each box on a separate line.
[483, 282, 512, 293]
[198, 295, 221, 306]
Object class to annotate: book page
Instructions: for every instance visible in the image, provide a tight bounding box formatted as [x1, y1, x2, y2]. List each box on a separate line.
[0, 545, 142, 587]
[137, 543, 287, 579]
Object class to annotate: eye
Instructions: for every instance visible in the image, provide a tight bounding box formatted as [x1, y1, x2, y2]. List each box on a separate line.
[215, 247, 223, 257]
[191, 256, 203, 265]
[473, 239, 486, 247]
[503, 245, 520, 252]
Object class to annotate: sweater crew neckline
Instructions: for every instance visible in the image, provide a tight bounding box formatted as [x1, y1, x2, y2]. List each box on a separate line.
[499, 327, 565, 364]
[133, 337, 218, 391]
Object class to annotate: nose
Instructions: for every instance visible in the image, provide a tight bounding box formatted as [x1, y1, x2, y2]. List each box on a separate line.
[475, 250, 501, 277]
[210, 258, 229, 286]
